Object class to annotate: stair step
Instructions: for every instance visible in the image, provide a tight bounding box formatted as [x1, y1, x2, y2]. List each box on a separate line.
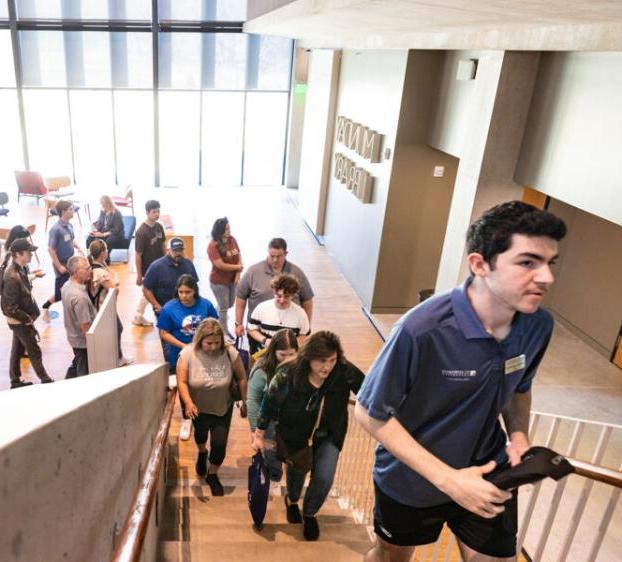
[158, 539, 371, 562]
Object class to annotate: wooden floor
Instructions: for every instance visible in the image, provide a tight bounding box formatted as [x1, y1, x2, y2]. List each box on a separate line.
[0, 185, 383, 390]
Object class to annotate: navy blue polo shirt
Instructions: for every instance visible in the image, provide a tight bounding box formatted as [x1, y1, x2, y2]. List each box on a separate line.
[48, 220, 75, 269]
[142, 255, 199, 306]
[357, 279, 553, 508]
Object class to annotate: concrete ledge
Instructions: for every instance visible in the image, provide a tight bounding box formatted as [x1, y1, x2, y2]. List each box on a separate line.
[0, 363, 169, 562]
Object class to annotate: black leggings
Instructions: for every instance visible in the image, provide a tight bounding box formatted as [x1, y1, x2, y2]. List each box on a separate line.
[192, 406, 233, 466]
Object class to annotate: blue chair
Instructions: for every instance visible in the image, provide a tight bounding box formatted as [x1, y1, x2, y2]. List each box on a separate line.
[109, 215, 136, 263]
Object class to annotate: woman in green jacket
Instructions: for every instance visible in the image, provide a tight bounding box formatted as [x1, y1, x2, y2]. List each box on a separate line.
[247, 328, 298, 483]
[252, 331, 364, 541]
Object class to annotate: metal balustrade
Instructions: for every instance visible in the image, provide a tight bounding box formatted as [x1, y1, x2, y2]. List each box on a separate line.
[332, 406, 622, 561]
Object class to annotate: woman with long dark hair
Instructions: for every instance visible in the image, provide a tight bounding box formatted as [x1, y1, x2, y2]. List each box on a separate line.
[157, 274, 219, 373]
[247, 328, 298, 483]
[177, 318, 248, 495]
[207, 217, 243, 337]
[252, 331, 364, 541]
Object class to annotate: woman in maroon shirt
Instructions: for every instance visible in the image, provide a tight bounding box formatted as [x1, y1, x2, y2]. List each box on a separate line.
[207, 217, 243, 338]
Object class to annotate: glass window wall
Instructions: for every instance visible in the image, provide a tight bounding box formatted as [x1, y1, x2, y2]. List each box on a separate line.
[0, 90, 24, 185]
[23, 89, 73, 177]
[4, 8, 291, 188]
[70, 90, 116, 185]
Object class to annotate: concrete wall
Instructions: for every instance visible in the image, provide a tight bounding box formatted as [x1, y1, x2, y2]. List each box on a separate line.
[544, 199, 622, 356]
[322, 50, 409, 308]
[297, 49, 341, 233]
[0, 364, 169, 562]
[372, 51, 457, 311]
[515, 52, 622, 227]
[428, 50, 484, 158]
[434, 51, 542, 292]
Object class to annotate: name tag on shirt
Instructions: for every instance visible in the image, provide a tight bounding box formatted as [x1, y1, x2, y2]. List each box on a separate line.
[64, 234, 71, 242]
[505, 354, 526, 375]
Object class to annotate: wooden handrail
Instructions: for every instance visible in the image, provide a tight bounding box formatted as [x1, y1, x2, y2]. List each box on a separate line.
[569, 458, 622, 488]
[346, 399, 622, 488]
[110, 387, 177, 562]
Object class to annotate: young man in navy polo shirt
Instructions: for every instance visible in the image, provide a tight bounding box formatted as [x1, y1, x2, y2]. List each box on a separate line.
[356, 201, 567, 562]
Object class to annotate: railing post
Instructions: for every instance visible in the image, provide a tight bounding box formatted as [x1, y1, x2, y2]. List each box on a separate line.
[585, 464, 622, 562]
[517, 416, 561, 554]
[556, 425, 612, 562]
[532, 420, 584, 560]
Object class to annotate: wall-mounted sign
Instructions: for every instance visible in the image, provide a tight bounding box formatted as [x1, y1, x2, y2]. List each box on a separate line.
[335, 116, 382, 163]
[334, 115, 383, 204]
[334, 153, 373, 203]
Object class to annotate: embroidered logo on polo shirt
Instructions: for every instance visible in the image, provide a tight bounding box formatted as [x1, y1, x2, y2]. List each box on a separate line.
[442, 369, 477, 381]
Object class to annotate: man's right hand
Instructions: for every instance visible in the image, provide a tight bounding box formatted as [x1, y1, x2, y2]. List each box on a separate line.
[235, 324, 245, 337]
[58, 265, 67, 274]
[440, 461, 512, 519]
[136, 275, 143, 286]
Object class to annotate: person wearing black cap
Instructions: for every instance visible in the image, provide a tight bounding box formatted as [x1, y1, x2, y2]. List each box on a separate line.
[142, 237, 198, 315]
[1, 238, 54, 388]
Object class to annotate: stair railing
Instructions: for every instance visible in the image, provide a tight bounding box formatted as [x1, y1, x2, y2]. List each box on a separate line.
[333, 402, 622, 561]
[110, 387, 178, 562]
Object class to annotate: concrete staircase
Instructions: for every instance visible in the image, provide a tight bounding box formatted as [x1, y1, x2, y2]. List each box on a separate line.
[157, 402, 372, 562]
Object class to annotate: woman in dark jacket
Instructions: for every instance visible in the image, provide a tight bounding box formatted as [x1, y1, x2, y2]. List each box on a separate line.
[252, 330, 364, 541]
[86, 195, 124, 250]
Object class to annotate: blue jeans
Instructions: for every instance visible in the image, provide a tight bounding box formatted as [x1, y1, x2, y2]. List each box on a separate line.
[286, 439, 340, 517]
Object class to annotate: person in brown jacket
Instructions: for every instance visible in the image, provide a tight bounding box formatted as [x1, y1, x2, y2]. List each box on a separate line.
[1, 238, 54, 388]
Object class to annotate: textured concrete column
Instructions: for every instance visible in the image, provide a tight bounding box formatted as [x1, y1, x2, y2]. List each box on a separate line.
[435, 51, 541, 292]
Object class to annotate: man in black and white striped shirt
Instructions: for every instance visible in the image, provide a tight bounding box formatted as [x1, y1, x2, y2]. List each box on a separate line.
[247, 273, 310, 349]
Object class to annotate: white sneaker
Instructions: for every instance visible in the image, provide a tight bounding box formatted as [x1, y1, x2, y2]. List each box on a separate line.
[179, 419, 192, 441]
[118, 356, 134, 367]
[132, 315, 153, 327]
[42, 309, 50, 323]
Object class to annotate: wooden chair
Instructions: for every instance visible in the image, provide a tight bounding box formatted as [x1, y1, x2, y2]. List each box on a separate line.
[44, 198, 83, 232]
[111, 185, 134, 215]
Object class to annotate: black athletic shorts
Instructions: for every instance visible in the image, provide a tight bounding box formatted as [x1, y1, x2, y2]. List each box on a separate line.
[373, 481, 518, 558]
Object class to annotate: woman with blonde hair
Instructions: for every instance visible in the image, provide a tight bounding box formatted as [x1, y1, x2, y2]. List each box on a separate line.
[177, 318, 248, 496]
[86, 195, 124, 251]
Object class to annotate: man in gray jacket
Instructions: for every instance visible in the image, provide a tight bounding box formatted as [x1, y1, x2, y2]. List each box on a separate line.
[1, 238, 54, 388]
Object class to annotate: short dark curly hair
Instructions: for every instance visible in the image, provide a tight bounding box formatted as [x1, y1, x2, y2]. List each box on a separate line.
[466, 201, 566, 267]
[271, 273, 299, 296]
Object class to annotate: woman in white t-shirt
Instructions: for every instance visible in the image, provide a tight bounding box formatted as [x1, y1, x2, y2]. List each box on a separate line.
[87, 239, 132, 366]
[176, 318, 248, 496]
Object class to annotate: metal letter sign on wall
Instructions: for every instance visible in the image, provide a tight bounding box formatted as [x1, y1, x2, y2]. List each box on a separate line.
[334, 116, 382, 203]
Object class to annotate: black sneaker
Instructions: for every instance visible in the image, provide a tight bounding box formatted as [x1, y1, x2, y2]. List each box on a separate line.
[303, 516, 320, 541]
[284, 494, 302, 524]
[195, 451, 208, 477]
[10, 380, 33, 389]
[205, 473, 224, 496]
[40, 377, 55, 384]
